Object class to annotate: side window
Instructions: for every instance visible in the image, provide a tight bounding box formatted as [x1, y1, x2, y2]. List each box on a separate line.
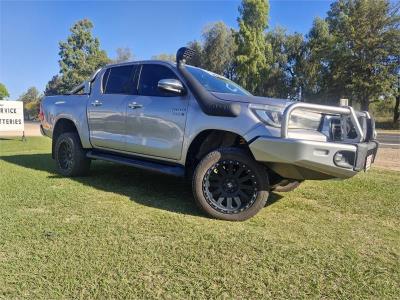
[138, 64, 179, 97]
[104, 65, 137, 94]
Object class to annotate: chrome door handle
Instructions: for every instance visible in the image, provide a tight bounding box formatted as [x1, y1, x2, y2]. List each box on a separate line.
[128, 102, 143, 109]
[91, 100, 102, 107]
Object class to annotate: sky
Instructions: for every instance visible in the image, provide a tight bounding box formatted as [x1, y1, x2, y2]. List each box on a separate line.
[0, 0, 333, 99]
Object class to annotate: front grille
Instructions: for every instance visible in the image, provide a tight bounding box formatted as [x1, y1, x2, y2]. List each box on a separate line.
[358, 116, 368, 140]
[340, 114, 375, 142]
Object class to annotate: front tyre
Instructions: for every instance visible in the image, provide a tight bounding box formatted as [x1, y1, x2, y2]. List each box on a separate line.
[54, 132, 91, 177]
[192, 148, 269, 221]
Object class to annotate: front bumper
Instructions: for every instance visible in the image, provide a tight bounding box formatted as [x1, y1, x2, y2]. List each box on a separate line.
[249, 137, 378, 180]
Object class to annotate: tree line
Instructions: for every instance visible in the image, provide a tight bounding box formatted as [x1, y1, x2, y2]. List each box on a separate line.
[1, 0, 399, 123]
[156, 0, 399, 122]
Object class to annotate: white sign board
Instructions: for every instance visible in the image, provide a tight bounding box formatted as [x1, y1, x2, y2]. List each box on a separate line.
[0, 101, 25, 132]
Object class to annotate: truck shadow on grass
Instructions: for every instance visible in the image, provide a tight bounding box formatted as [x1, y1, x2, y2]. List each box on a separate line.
[2, 153, 283, 218]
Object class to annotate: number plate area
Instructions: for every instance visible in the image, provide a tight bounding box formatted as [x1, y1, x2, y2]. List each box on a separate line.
[365, 154, 374, 171]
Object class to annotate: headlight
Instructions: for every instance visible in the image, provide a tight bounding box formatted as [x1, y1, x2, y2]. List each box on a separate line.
[250, 103, 322, 130]
[250, 104, 284, 127]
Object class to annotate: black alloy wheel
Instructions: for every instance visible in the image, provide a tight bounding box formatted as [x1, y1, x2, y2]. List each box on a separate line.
[54, 132, 91, 177]
[193, 147, 269, 221]
[58, 140, 74, 171]
[203, 159, 258, 214]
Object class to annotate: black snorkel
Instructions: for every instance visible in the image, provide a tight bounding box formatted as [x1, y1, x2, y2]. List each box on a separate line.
[176, 47, 240, 117]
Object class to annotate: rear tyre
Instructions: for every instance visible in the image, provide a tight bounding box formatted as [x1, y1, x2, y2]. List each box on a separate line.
[192, 148, 269, 221]
[54, 132, 91, 177]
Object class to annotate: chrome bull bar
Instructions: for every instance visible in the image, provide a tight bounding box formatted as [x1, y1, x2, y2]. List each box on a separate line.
[281, 102, 365, 141]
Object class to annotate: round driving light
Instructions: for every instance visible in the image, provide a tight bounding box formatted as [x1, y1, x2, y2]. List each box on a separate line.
[333, 151, 355, 169]
[334, 153, 343, 163]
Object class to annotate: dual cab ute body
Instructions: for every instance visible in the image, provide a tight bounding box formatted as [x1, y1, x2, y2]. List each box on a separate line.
[40, 47, 378, 220]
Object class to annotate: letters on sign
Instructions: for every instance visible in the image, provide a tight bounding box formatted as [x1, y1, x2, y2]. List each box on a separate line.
[0, 101, 25, 132]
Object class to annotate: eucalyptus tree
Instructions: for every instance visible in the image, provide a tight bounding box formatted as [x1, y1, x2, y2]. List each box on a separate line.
[235, 0, 271, 95]
[113, 47, 134, 63]
[202, 22, 237, 79]
[45, 19, 110, 95]
[307, 0, 400, 110]
[0, 83, 9, 100]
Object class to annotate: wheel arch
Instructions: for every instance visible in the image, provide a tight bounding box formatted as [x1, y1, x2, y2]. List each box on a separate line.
[52, 118, 81, 159]
[185, 129, 252, 174]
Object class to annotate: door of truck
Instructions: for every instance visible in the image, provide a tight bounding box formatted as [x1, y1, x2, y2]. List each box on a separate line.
[87, 65, 138, 151]
[124, 63, 189, 160]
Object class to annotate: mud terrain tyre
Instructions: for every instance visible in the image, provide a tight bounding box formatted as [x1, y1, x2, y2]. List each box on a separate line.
[192, 148, 269, 221]
[54, 132, 91, 177]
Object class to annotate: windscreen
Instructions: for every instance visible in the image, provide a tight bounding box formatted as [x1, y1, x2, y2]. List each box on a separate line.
[186, 66, 251, 96]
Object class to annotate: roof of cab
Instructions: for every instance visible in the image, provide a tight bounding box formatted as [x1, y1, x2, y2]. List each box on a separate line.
[104, 60, 177, 69]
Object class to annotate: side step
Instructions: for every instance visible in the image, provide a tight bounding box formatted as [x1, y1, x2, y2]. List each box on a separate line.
[86, 150, 185, 177]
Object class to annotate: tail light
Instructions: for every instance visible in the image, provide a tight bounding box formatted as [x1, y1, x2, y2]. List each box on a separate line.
[39, 102, 44, 122]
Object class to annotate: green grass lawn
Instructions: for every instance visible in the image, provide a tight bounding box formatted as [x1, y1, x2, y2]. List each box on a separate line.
[1, 137, 399, 299]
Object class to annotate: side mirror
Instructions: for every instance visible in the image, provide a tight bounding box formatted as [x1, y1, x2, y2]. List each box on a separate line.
[158, 79, 185, 95]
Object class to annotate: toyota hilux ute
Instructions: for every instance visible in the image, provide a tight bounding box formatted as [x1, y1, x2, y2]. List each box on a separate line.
[40, 47, 379, 221]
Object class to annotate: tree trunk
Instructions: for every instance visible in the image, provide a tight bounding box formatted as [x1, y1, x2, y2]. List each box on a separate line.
[360, 99, 369, 111]
[394, 94, 399, 123]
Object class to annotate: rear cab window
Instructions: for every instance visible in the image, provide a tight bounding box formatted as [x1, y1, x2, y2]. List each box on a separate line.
[102, 65, 138, 95]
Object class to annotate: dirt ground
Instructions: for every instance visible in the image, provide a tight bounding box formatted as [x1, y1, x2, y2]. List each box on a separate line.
[1, 122, 398, 172]
[0, 121, 41, 137]
[373, 148, 400, 172]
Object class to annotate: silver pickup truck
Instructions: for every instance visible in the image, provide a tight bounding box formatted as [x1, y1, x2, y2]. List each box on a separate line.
[40, 47, 378, 221]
